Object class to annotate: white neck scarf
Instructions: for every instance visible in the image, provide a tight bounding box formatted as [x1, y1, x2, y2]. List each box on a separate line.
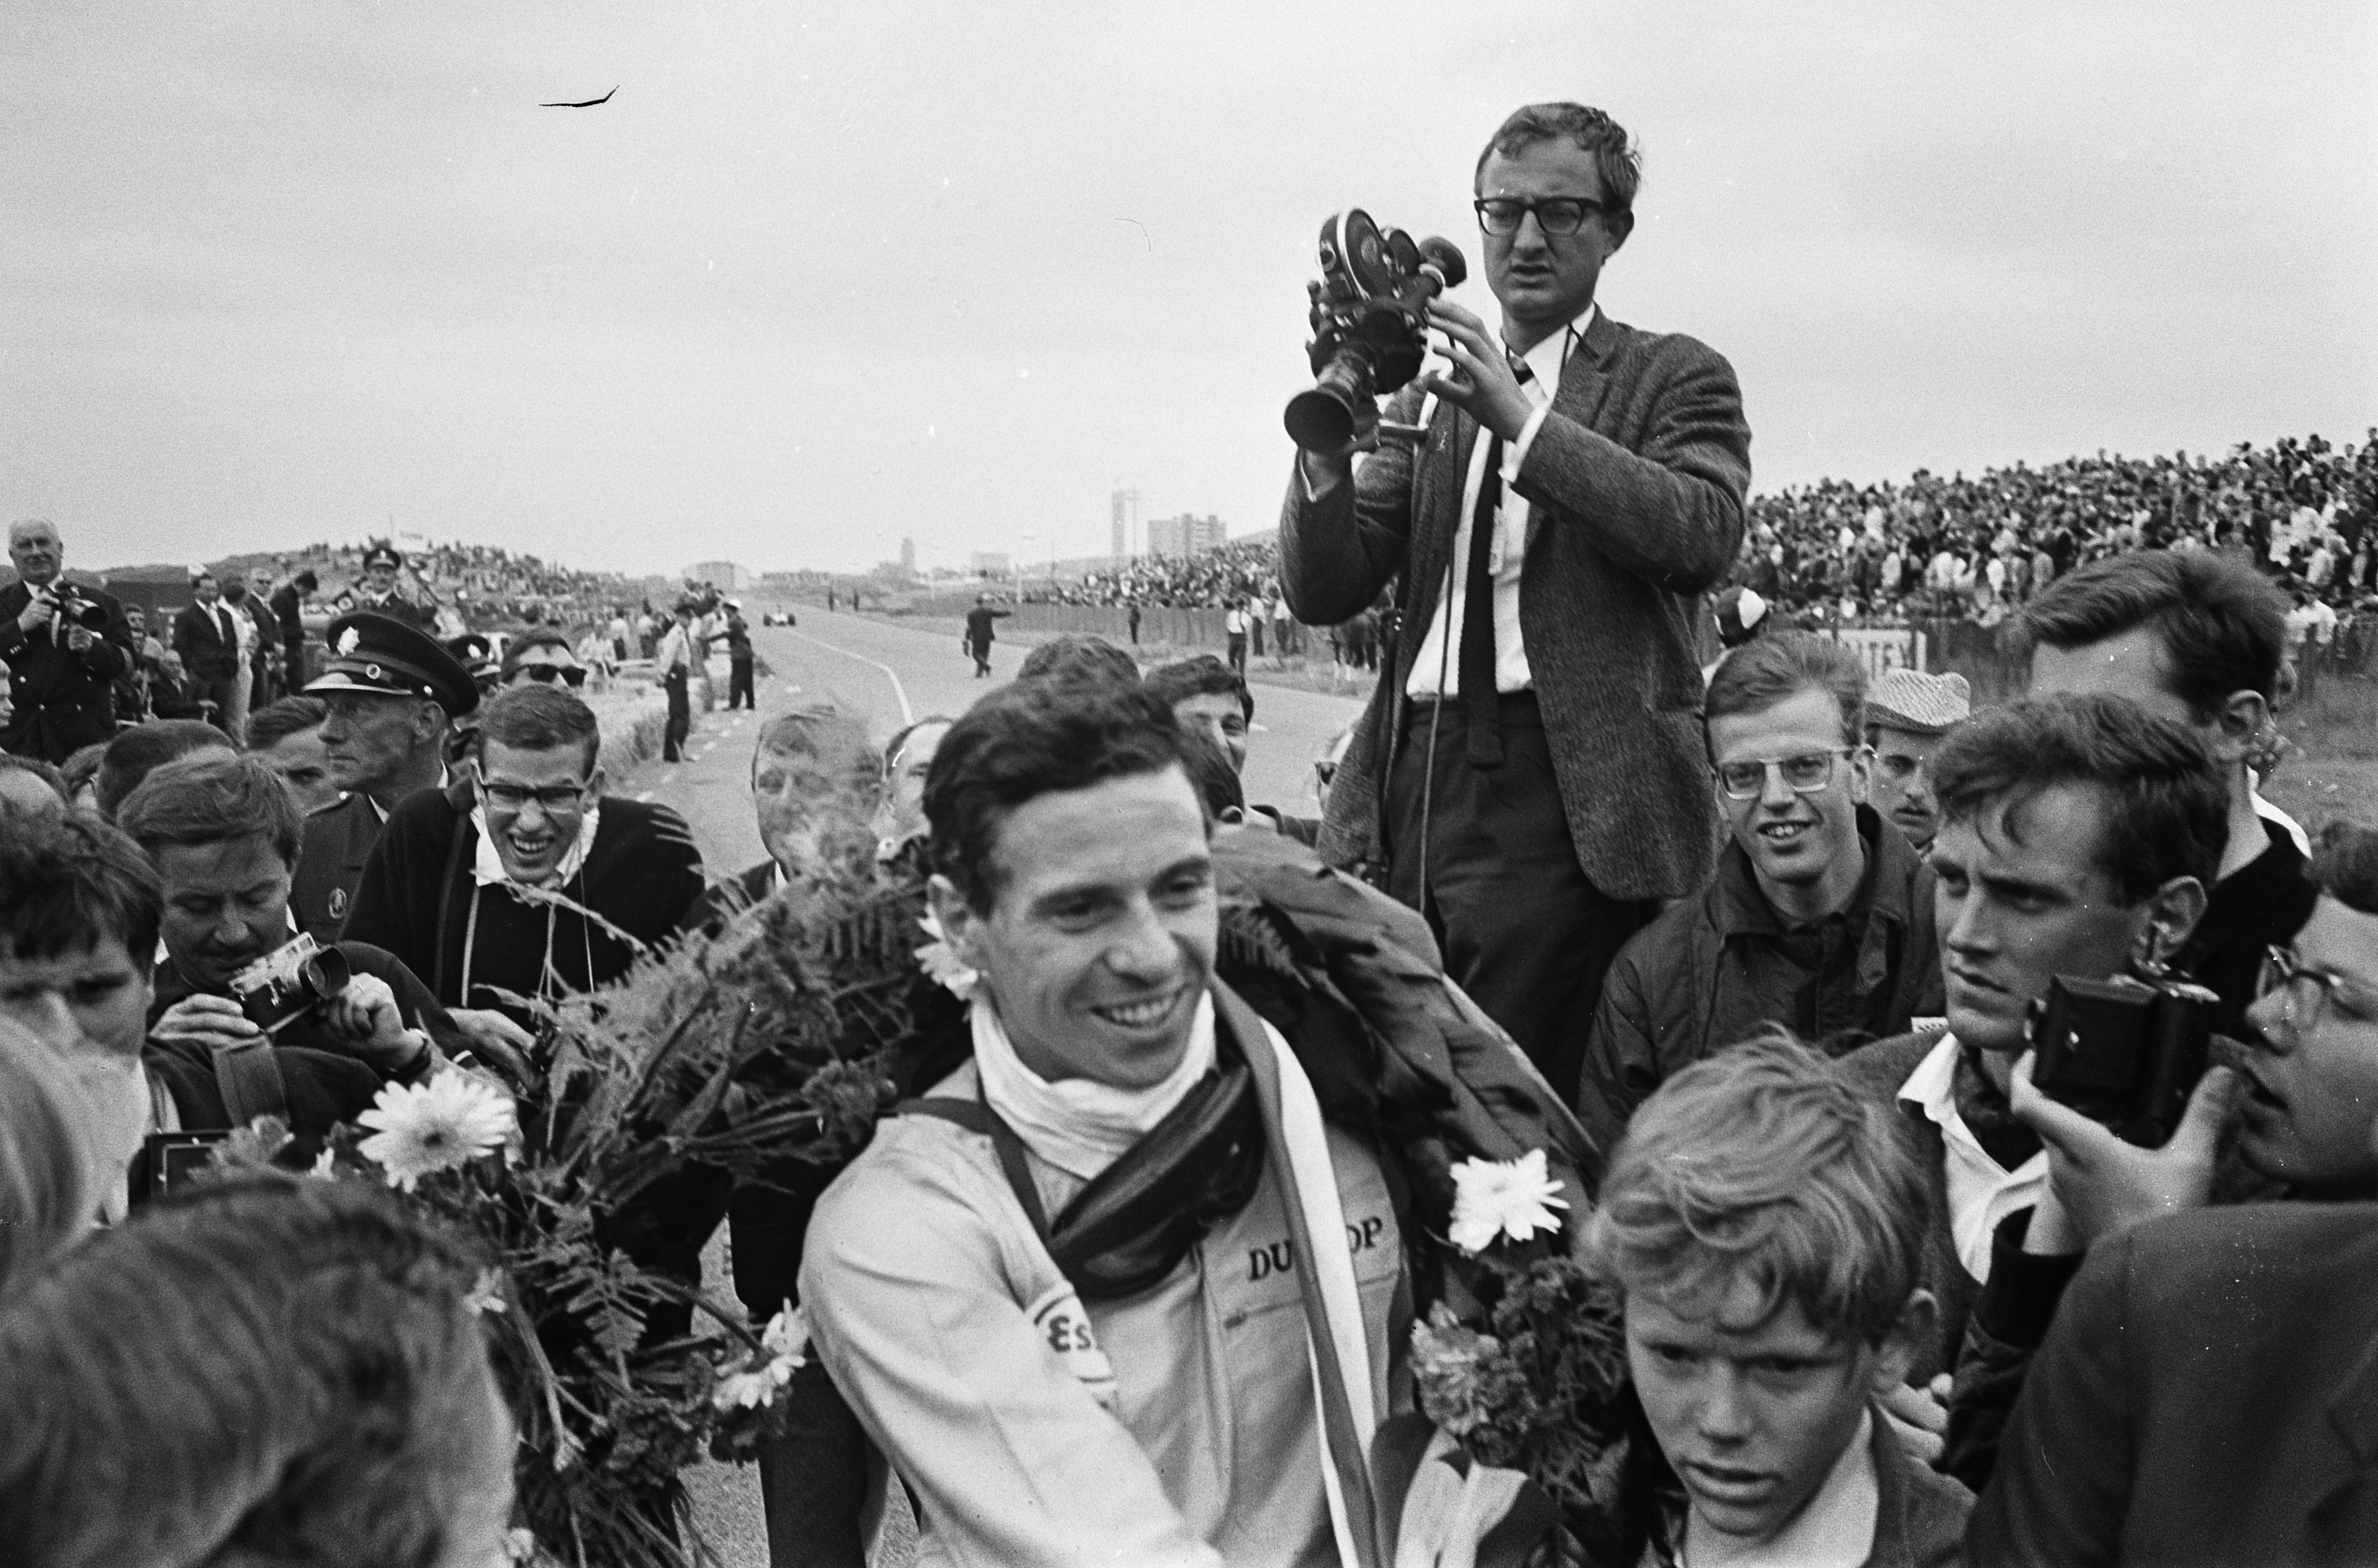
[471, 800, 600, 888]
[971, 990, 1217, 1180]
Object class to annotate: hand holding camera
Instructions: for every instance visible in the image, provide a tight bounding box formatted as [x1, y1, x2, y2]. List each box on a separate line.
[2010, 1047, 2240, 1254]
[1285, 209, 1467, 455]
[316, 972, 425, 1072]
[1418, 300, 1536, 445]
[153, 993, 265, 1053]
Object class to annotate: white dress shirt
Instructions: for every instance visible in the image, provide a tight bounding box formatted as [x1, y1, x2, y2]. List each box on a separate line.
[1405, 305, 1596, 699]
[1897, 1033, 2046, 1283]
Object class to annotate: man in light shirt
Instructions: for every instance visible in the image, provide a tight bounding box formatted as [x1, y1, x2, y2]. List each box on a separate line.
[655, 599, 697, 762]
[1277, 100, 1752, 1102]
[1831, 693, 2225, 1380]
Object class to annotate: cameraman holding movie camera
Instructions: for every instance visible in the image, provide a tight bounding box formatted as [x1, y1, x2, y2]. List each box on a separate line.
[2, 519, 134, 765]
[1276, 102, 1752, 1105]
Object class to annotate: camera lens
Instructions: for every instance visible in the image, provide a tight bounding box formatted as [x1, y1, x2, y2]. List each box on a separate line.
[1284, 349, 1375, 451]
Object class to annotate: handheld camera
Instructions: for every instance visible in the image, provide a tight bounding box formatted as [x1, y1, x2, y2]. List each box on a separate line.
[2027, 970, 2220, 1147]
[1284, 210, 1467, 452]
[228, 933, 353, 1038]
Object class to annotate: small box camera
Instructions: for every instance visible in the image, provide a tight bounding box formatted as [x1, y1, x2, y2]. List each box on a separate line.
[141, 1130, 229, 1202]
[227, 933, 352, 1037]
[2027, 972, 2220, 1147]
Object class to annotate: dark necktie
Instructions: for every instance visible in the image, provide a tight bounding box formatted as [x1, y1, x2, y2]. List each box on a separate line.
[1457, 355, 1536, 768]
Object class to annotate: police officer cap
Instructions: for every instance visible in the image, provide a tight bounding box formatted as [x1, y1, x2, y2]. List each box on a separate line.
[306, 612, 479, 716]
[362, 543, 405, 571]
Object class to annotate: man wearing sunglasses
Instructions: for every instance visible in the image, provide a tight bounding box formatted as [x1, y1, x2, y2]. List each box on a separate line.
[1277, 101, 1752, 1107]
[1965, 822, 2378, 1563]
[1577, 633, 1943, 1162]
[290, 613, 478, 940]
[498, 629, 587, 689]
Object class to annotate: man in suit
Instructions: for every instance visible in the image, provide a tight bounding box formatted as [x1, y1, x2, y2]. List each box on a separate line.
[270, 568, 317, 688]
[2, 518, 134, 763]
[171, 570, 247, 740]
[1279, 102, 1752, 1101]
[288, 613, 478, 939]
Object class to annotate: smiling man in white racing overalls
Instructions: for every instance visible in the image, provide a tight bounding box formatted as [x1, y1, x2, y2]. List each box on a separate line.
[801, 678, 1411, 1567]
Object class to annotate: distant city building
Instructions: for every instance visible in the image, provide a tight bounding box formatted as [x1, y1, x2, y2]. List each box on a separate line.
[684, 560, 752, 590]
[969, 551, 1012, 579]
[1145, 513, 1226, 559]
[900, 536, 917, 575]
[1111, 486, 1141, 561]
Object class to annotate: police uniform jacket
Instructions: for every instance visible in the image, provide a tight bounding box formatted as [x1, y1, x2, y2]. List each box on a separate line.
[0, 579, 134, 761]
[290, 791, 399, 938]
[801, 1053, 1405, 1568]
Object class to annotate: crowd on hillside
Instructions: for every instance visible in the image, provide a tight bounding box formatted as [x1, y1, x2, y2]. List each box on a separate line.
[1738, 430, 2378, 627]
[1016, 433, 2378, 670]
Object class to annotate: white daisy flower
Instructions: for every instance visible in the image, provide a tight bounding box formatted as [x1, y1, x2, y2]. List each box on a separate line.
[915, 914, 978, 998]
[761, 1301, 810, 1367]
[356, 1072, 516, 1193]
[1447, 1148, 1570, 1255]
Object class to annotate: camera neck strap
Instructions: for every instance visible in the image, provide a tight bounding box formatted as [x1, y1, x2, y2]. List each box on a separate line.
[210, 1038, 291, 1130]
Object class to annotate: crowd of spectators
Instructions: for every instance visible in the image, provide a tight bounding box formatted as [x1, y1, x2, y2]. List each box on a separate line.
[1014, 433, 2378, 675]
[1734, 430, 2378, 632]
[1025, 536, 1284, 611]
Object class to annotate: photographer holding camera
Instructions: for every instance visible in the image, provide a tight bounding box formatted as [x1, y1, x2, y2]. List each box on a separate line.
[117, 752, 467, 1088]
[2, 519, 134, 765]
[1277, 103, 1752, 1104]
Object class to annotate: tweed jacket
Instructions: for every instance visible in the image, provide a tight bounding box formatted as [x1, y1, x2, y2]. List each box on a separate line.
[1830, 1029, 1972, 1382]
[1970, 1202, 2378, 1566]
[1278, 308, 1752, 903]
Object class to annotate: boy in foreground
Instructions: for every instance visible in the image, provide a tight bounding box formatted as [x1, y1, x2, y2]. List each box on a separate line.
[1591, 1032, 1970, 1567]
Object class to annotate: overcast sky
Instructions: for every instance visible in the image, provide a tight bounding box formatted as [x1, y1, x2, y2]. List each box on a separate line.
[6, 1, 2373, 575]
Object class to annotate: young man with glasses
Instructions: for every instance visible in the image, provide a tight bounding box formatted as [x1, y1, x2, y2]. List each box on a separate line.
[338, 682, 704, 1060]
[1578, 633, 1943, 1163]
[1966, 821, 2378, 1564]
[1277, 101, 1752, 1106]
[289, 612, 478, 940]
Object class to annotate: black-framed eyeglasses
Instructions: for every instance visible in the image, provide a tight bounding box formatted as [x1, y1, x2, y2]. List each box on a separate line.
[516, 663, 586, 688]
[477, 776, 592, 813]
[1474, 196, 1619, 237]
[1714, 748, 1863, 801]
[2258, 944, 2378, 1031]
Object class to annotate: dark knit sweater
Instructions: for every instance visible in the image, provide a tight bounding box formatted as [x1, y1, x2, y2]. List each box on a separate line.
[340, 789, 705, 1023]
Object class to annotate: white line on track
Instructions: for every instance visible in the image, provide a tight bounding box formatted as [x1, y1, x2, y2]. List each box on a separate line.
[789, 630, 915, 726]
